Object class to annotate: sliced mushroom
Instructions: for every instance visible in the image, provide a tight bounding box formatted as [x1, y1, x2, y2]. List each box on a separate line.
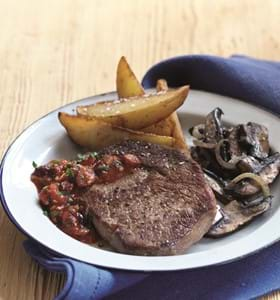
[191, 147, 212, 170]
[259, 152, 280, 181]
[239, 122, 270, 159]
[212, 204, 224, 225]
[190, 109, 279, 238]
[227, 125, 243, 157]
[226, 153, 280, 197]
[204, 108, 224, 143]
[189, 124, 205, 140]
[237, 156, 261, 173]
[203, 169, 233, 204]
[206, 198, 271, 237]
[240, 194, 271, 208]
[204, 169, 225, 194]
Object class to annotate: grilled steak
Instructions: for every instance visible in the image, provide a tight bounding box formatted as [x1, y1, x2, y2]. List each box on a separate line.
[82, 140, 216, 255]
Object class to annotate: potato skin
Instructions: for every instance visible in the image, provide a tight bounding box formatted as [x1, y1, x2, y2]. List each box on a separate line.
[77, 86, 189, 130]
[58, 112, 176, 150]
[116, 56, 144, 98]
[142, 79, 188, 151]
[116, 59, 188, 151]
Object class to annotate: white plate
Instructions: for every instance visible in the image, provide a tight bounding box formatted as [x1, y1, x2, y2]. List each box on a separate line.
[1, 90, 280, 271]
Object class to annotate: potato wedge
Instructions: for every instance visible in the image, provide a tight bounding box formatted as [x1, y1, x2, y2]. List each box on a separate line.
[116, 56, 144, 98]
[142, 113, 187, 149]
[77, 86, 189, 130]
[59, 112, 176, 150]
[142, 79, 170, 134]
[167, 113, 188, 150]
[142, 79, 188, 151]
[142, 114, 176, 136]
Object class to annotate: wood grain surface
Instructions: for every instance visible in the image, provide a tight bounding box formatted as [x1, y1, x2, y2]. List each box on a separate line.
[0, 0, 279, 299]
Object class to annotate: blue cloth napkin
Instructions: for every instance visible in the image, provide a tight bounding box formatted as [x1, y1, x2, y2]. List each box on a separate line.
[142, 55, 280, 114]
[24, 55, 280, 300]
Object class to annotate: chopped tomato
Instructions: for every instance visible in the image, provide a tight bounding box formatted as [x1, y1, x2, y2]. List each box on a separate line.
[31, 175, 52, 192]
[98, 166, 125, 183]
[95, 155, 126, 183]
[102, 155, 120, 166]
[61, 181, 74, 192]
[59, 208, 94, 243]
[75, 165, 96, 187]
[60, 209, 79, 228]
[122, 154, 141, 167]
[38, 187, 51, 206]
[80, 155, 96, 166]
[39, 183, 67, 206]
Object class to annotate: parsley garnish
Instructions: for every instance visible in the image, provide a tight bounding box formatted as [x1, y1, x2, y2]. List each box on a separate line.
[77, 153, 86, 160]
[77, 152, 99, 162]
[68, 197, 74, 203]
[96, 165, 110, 172]
[66, 168, 74, 178]
[32, 161, 38, 168]
[50, 210, 60, 218]
[90, 152, 98, 158]
[43, 210, 48, 216]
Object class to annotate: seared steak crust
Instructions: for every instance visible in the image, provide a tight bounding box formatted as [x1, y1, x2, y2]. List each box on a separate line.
[82, 140, 216, 255]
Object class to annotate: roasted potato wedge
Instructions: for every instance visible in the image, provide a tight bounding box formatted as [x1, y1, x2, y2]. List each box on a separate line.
[77, 86, 189, 130]
[116, 56, 144, 98]
[143, 113, 187, 149]
[59, 112, 176, 150]
[167, 113, 188, 150]
[142, 79, 188, 151]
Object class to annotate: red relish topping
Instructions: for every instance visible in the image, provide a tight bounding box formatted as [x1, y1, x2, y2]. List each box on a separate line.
[31, 152, 141, 244]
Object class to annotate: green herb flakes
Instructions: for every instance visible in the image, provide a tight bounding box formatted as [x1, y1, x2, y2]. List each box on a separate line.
[68, 197, 74, 203]
[90, 152, 98, 158]
[43, 210, 48, 216]
[96, 165, 110, 172]
[77, 153, 86, 161]
[77, 151, 98, 162]
[50, 210, 60, 218]
[66, 168, 74, 178]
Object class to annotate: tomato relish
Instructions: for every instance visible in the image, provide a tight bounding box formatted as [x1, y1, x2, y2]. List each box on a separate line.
[31, 152, 141, 243]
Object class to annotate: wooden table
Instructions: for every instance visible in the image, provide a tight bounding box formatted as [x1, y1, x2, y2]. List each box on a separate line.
[0, 1, 279, 299]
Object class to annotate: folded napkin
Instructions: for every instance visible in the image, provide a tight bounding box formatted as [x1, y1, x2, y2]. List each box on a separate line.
[142, 55, 280, 114]
[24, 55, 280, 300]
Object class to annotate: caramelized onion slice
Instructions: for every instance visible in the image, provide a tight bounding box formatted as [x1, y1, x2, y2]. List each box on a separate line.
[215, 139, 239, 170]
[193, 139, 216, 149]
[228, 172, 271, 199]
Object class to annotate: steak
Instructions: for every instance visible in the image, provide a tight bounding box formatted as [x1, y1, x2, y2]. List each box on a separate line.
[82, 140, 216, 255]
